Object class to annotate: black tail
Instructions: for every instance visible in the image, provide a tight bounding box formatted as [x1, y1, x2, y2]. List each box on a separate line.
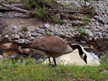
[21, 43, 31, 49]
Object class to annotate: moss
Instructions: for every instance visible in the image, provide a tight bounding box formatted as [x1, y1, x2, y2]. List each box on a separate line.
[21, 26, 28, 31]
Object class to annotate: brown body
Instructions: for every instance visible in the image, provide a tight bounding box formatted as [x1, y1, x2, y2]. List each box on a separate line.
[22, 36, 73, 58]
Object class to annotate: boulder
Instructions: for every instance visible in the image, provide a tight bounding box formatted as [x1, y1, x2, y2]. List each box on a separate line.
[43, 47, 100, 66]
[0, 43, 17, 49]
[0, 43, 13, 49]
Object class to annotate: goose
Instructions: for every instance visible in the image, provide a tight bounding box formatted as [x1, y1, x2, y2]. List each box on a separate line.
[21, 36, 87, 66]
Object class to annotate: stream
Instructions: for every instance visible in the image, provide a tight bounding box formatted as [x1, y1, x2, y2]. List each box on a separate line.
[0, 39, 108, 63]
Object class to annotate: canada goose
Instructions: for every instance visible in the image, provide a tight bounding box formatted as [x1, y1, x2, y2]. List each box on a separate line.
[21, 36, 87, 66]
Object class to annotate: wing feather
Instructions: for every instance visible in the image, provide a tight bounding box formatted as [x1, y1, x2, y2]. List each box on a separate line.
[27, 36, 67, 53]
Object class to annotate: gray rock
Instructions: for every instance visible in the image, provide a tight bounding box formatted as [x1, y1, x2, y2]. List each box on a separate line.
[45, 29, 49, 32]
[91, 19, 95, 22]
[72, 21, 86, 26]
[0, 18, 7, 32]
[53, 13, 61, 20]
[81, 41, 86, 44]
[30, 37, 35, 40]
[0, 13, 3, 17]
[84, 26, 90, 29]
[36, 27, 41, 31]
[44, 24, 50, 29]
[21, 20, 24, 24]
[83, 29, 93, 36]
[18, 32, 25, 38]
[18, 39, 25, 44]
[54, 31, 59, 36]
[94, 16, 104, 23]
[12, 34, 20, 39]
[12, 25, 17, 30]
[102, 32, 106, 36]
[25, 39, 30, 43]
[94, 29, 99, 32]
[106, 33, 108, 38]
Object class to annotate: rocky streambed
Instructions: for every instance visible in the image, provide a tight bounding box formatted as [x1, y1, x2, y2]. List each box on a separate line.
[0, 38, 107, 64]
[0, 0, 108, 64]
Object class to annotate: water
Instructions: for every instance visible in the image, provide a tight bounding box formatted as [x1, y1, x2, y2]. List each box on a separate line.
[89, 52, 100, 61]
[0, 39, 108, 63]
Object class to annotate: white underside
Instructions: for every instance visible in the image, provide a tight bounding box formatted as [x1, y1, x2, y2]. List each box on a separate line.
[30, 48, 47, 56]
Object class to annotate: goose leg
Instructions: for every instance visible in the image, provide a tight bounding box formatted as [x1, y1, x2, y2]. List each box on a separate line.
[48, 56, 51, 63]
[48, 57, 57, 67]
[53, 58, 57, 66]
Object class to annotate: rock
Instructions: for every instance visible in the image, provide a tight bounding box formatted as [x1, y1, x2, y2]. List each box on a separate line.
[31, 33, 39, 37]
[80, 41, 86, 44]
[44, 24, 50, 29]
[25, 39, 30, 43]
[18, 39, 25, 44]
[3, 51, 18, 59]
[83, 29, 93, 37]
[0, 18, 7, 31]
[12, 34, 20, 39]
[43, 46, 100, 66]
[84, 26, 90, 29]
[94, 16, 104, 24]
[18, 46, 30, 54]
[88, 36, 93, 41]
[106, 33, 108, 38]
[0, 43, 17, 49]
[36, 27, 41, 31]
[12, 25, 17, 30]
[21, 20, 24, 24]
[91, 18, 95, 22]
[54, 31, 59, 36]
[30, 37, 35, 40]
[18, 32, 25, 38]
[1, 43, 13, 49]
[26, 32, 31, 37]
[53, 13, 61, 20]
[72, 21, 86, 26]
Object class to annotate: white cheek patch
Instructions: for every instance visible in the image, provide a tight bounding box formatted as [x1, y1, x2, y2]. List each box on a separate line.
[81, 54, 85, 59]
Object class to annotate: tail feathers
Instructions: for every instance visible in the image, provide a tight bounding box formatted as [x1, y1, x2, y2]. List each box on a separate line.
[21, 43, 31, 49]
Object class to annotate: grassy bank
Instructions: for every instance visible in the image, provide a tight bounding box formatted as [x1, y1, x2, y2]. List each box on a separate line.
[0, 55, 108, 81]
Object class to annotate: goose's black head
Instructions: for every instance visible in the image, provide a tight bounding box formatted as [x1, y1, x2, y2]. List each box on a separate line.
[70, 44, 87, 64]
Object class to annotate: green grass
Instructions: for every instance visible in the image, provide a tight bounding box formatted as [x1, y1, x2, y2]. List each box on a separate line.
[0, 53, 108, 81]
[45, 33, 52, 36]
[21, 26, 28, 31]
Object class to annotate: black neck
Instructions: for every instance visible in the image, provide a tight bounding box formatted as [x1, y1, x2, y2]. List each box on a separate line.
[70, 45, 83, 55]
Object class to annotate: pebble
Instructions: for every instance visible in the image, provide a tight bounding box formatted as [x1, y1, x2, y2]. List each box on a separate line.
[0, 0, 107, 44]
[12, 25, 17, 30]
[44, 24, 50, 29]
[18, 39, 25, 44]
[12, 34, 20, 39]
[30, 37, 35, 40]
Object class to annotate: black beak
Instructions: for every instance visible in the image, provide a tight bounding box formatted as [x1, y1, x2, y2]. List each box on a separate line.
[84, 55, 87, 64]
